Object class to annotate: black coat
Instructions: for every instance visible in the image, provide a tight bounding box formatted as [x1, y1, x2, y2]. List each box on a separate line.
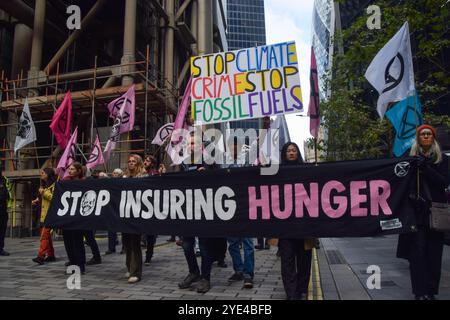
[397, 154, 450, 259]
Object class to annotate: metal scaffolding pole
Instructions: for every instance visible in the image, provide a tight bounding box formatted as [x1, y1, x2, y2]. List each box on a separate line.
[145, 45, 150, 154]
[91, 56, 98, 147]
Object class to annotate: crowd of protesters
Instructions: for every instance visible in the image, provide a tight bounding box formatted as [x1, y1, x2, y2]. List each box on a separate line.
[0, 124, 449, 299]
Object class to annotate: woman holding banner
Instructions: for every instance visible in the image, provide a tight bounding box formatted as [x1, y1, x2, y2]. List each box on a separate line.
[278, 142, 315, 300]
[122, 154, 148, 284]
[62, 162, 87, 274]
[397, 125, 449, 300]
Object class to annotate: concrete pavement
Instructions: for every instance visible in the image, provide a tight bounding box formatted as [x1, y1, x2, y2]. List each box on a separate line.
[1, 234, 449, 300]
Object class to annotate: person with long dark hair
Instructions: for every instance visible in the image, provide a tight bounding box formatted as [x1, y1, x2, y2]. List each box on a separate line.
[278, 142, 316, 300]
[32, 168, 57, 264]
[62, 162, 86, 274]
[397, 125, 450, 300]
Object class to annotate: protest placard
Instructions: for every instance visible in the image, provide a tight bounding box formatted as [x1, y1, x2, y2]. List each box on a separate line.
[191, 41, 303, 125]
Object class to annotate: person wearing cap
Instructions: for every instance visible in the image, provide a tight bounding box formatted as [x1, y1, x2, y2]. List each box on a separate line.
[397, 124, 450, 300]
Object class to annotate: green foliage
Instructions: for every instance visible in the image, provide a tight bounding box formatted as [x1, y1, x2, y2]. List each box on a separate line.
[319, 0, 450, 161]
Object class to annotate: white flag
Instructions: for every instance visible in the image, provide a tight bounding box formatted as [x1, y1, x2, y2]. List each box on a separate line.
[365, 21, 415, 118]
[14, 98, 37, 153]
[151, 122, 174, 146]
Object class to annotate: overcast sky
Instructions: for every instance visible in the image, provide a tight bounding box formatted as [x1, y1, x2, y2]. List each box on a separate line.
[264, 0, 315, 154]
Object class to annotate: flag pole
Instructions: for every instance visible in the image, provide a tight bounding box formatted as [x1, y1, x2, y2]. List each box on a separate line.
[75, 143, 89, 163]
[50, 62, 59, 164]
[314, 138, 318, 165]
[90, 56, 97, 147]
[33, 141, 40, 169]
[144, 45, 149, 155]
[95, 126, 108, 173]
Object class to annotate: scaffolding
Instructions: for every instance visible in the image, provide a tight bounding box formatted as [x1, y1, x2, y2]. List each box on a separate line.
[0, 45, 181, 238]
[0, 46, 179, 174]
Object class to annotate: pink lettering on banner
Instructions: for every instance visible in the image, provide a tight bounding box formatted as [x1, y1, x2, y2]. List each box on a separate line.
[350, 181, 368, 217]
[294, 183, 319, 218]
[271, 185, 293, 219]
[322, 181, 347, 219]
[249, 186, 270, 220]
[370, 180, 392, 216]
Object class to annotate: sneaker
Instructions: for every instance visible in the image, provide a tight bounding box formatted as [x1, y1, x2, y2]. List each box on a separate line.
[228, 272, 244, 282]
[32, 257, 45, 265]
[178, 273, 201, 289]
[44, 256, 56, 262]
[196, 279, 211, 293]
[125, 272, 130, 278]
[128, 276, 140, 284]
[243, 276, 254, 289]
[86, 258, 102, 265]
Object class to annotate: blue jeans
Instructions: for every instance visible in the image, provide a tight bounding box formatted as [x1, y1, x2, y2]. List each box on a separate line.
[227, 238, 254, 278]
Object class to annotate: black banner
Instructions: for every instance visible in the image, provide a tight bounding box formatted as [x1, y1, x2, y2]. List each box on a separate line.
[45, 158, 418, 238]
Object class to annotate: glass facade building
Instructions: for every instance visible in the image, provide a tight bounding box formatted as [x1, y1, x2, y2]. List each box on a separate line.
[226, 0, 266, 51]
[312, 0, 334, 101]
[226, 0, 266, 130]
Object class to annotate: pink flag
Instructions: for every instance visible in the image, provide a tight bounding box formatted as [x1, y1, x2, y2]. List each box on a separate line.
[50, 91, 72, 149]
[107, 85, 136, 124]
[308, 47, 320, 139]
[171, 77, 192, 142]
[102, 88, 136, 163]
[86, 134, 105, 170]
[57, 127, 78, 178]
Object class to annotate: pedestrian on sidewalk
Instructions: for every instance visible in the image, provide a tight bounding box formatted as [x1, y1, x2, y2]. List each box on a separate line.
[32, 168, 57, 264]
[278, 142, 315, 300]
[122, 154, 147, 284]
[397, 124, 449, 300]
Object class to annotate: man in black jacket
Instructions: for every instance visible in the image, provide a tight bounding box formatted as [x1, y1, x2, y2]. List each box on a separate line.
[177, 132, 227, 293]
